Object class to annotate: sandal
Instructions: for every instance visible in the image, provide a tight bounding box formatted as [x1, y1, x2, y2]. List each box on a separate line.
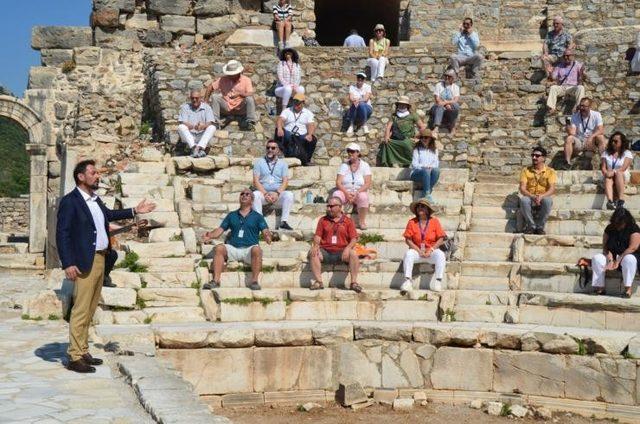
[310, 281, 324, 290]
[594, 289, 606, 296]
[623, 291, 632, 299]
[349, 282, 363, 293]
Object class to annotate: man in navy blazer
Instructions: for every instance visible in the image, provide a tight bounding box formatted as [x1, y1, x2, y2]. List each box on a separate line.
[56, 159, 155, 373]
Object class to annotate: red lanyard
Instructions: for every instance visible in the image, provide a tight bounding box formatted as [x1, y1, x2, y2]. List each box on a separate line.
[418, 219, 430, 244]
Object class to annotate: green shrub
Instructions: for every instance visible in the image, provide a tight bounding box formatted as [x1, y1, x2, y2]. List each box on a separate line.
[115, 252, 148, 273]
[358, 232, 385, 245]
[139, 121, 152, 136]
[220, 297, 253, 306]
[500, 403, 512, 417]
[47, 314, 60, 320]
[143, 316, 152, 324]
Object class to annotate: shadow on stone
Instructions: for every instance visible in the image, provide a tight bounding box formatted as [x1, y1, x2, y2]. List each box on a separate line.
[35, 342, 68, 364]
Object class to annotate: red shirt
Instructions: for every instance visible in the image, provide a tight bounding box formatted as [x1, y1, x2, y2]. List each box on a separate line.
[403, 217, 446, 249]
[315, 214, 358, 253]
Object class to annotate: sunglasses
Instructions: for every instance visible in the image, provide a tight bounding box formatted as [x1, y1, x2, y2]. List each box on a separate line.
[190, 97, 201, 100]
[240, 192, 252, 196]
[327, 204, 340, 208]
[266, 146, 278, 150]
[463, 22, 472, 26]
[346, 149, 358, 153]
[531, 154, 542, 158]
[375, 29, 384, 32]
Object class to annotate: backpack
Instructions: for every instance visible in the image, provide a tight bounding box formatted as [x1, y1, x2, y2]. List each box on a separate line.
[577, 257, 592, 289]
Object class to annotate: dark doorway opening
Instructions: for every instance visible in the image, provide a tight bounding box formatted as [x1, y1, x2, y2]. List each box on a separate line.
[314, 0, 401, 46]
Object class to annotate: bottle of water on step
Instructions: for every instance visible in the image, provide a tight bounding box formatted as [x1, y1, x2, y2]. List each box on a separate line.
[223, 145, 232, 157]
[306, 190, 313, 204]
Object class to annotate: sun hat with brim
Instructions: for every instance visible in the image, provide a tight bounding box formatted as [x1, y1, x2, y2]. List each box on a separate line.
[410, 198, 435, 215]
[223, 60, 244, 76]
[444, 69, 457, 77]
[293, 93, 306, 102]
[374, 24, 386, 32]
[345, 142, 361, 152]
[356, 72, 367, 79]
[395, 95, 411, 107]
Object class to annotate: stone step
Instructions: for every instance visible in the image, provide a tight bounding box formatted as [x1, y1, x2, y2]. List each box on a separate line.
[143, 306, 207, 323]
[124, 241, 186, 258]
[471, 206, 517, 219]
[472, 192, 640, 210]
[139, 271, 202, 288]
[135, 211, 180, 227]
[120, 197, 175, 212]
[148, 228, 183, 243]
[138, 288, 200, 308]
[457, 275, 512, 291]
[521, 266, 640, 297]
[469, 218, 516, 233]
[121, 185, 174, 199]
[125, 161, 167, 174]
[119, 172, 170, 187]
[454, 290, 517, 306]
[0, 253, 44, 270]
[461, 261, 514, 278]
[463, 247, 512, 262]
[465, 232, 515, 247]
[137, 256, 200, 273]
[453, 304, 512, 324]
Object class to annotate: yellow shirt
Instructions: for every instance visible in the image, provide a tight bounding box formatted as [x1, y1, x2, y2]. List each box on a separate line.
[520, 165, 557, 195]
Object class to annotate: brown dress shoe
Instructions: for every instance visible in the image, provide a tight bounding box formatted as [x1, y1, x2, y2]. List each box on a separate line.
[67, 359, 96, 373]
[82, 353, 103, 366]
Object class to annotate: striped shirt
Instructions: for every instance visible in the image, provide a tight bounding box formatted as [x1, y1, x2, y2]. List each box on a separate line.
[277, 61, 301, 86]
[273, 3, 293, 20]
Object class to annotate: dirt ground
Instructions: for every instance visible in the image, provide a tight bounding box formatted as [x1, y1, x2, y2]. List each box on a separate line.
[219, 402, 616, 424]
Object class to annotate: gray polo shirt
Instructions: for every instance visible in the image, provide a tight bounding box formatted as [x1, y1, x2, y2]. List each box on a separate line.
[178, 103, 214, 128]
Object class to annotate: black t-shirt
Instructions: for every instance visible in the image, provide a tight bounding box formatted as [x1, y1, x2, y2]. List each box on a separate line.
[605, 223, 640, 256]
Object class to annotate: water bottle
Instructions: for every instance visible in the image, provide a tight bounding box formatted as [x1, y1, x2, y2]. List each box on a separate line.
[223, 145, 233, 157]
[306, 190, 313, 204]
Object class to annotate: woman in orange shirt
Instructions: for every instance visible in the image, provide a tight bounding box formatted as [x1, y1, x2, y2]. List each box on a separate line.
[401, 199, 446, 293]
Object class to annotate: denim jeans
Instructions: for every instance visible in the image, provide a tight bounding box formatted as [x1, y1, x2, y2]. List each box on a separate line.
[410, 168, 440, 193]
[431, 103, 460, 128]
[347, 103, 373, 126]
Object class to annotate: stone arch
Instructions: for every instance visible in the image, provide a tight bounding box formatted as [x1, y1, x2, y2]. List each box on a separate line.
[0, 95, 47, 253]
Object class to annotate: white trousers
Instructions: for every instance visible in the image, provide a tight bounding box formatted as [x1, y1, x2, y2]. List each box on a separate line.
[275, 85, 305, 109]
[252, 190, 294, 221]
[403, 248, 446, 281]
[177, 124, 216, 149]
[591, 253, 637, 288]
[367, 56, 388, 81]
[546, 85, 585, 110]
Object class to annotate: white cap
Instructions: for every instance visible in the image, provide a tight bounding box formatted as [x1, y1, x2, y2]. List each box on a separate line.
[345, 142, 361, 152]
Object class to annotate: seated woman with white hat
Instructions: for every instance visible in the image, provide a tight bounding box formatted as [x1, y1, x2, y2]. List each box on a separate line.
[378, 95, 427, 167]
[333, 143, 372, 230]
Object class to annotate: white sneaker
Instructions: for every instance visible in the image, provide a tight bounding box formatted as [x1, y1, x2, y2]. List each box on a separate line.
[431, 278, 442, 292]
[346, 125, 354, 136]
[400, 280, 413, 293]
[362, 125, 370, 134]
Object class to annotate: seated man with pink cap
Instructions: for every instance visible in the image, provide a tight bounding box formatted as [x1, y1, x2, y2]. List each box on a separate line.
[204, 60, 257, 130]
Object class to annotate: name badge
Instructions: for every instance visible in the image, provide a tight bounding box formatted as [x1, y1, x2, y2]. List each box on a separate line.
[331, 236, 338, 245]
[267, 176, 276, 184]
[420, 243, 425, 251]
[238, 230, 244, 239]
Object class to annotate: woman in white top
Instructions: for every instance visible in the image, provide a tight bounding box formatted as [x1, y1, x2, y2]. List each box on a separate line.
[367, 23, 390, 83]
[430, 69, 461, 137]
[410, 131, 440, 203]
[601, 131, 633, 210]
[334, 143, 372, 230]
[275, 48, 305, 110]
[346, 72, 373, 136]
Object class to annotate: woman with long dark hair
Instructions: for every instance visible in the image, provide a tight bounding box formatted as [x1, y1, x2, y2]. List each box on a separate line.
[591, 207, 640, 298]
[275, 48, 304, 110]
[601, 131, 633, 209]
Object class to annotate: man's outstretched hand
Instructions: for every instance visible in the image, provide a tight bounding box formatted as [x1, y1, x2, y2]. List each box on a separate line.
[135, 199, 156, 215]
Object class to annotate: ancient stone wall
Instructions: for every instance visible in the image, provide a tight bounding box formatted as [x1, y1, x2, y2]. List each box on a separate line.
[0, 197, 29, 234]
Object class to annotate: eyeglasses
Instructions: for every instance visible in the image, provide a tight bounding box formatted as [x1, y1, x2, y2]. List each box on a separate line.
[531, 154, 542, 158]
[463, 22, 472, 26]
[346, 149, 357, 154]
[375, 29, 384, 32]
[266, 146, 278, 151]
[240, 192, 252, 197]
[327, 204, 340, 208]
[190, 97, 201, 101]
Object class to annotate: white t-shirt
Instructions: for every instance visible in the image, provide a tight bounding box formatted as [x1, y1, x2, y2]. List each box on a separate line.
[280, 107, 315, 136]
[433, 82, 460, 101]
[411, 148, 440, 170]
[602, 150, 633, 171]
[349, 84, 372, 106]
[570, 110, 603, 140]
[338, 160, 372, 191]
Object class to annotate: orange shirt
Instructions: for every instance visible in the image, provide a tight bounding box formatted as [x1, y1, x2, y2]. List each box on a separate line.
[403, 217, 446, 249]
[210, 75, 254, 110]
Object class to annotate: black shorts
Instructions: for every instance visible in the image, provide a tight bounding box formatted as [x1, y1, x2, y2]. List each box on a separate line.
[321, 248, 344, 265]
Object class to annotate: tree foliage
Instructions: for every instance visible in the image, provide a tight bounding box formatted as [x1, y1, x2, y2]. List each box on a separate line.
[0, 116, 30, 197]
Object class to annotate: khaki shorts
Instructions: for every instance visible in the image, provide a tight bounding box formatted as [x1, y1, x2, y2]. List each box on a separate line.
[226, 244, 257, 264]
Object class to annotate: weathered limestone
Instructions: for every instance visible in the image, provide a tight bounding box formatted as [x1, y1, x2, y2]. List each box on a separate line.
[31, 26, 93, 50]
[430, 347, 493, 391]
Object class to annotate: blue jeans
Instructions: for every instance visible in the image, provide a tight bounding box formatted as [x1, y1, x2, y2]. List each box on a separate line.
[347, 103, 373, 126]
[431, 103, 460, 128]
[410, 168, 440, 194]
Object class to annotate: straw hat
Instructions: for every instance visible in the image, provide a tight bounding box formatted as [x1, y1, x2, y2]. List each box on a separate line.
[293, 93, 306, 102]
[395, 95, 412, 107]
[222, 60, 244, 76]
[410, 198, 435, 215]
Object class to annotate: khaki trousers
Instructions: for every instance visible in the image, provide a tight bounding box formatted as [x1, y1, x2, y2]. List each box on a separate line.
[68, 253, 105, 361]
[546, 85, 585, 110]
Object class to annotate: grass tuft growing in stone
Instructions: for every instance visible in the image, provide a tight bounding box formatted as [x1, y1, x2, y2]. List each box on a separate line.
[47, 314, 60, 320]
[500, 403, 512, 417]
[116, 251, 148, 273]
[170, 234, 183, 242]
[199, 259, 208, 268]
[257, 297, 275, 306]
[140, 281, 148, 288]
[21, 314, 43, 321]
[444, 308, 456, 322]
[221, 297, 253, 306]
[190, 281, 200, 289]
[358, 232, 385, 245]
[240, 265, 274, 273]
[136, 297, 147, 309]
[143, 316, 152, 324]
[139, 121, 151, 136]
[623, 350, 636, 360]
[61, 60, 76, 73]
[285, 298, 293, 306]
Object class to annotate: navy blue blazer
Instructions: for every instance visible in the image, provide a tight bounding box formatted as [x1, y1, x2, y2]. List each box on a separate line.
[56, 187, 135, 273]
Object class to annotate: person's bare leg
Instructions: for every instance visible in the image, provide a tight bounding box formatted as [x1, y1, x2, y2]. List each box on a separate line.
[276, 21, 285, 43]
[211, 244, 227, 283]
[250, 246, 262, 282]
[284, 21, 292, 44]
[595, 135, 607, 154]
[309, 250, 323, 282]
[564, 136, 574, 164]
[357, 207, 368, 229]
[604, 177, 614, 202]
[614, 171, 626, 202]
[348, 250, 360, 285]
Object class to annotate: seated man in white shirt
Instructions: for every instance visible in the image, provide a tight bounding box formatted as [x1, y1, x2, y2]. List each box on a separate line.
[177, 89, 216, 158]
[252, 140, 294, 230]
[563, 98, 606, 167]
[275, 93, 317, 166]
[346, 72, 373, 136]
